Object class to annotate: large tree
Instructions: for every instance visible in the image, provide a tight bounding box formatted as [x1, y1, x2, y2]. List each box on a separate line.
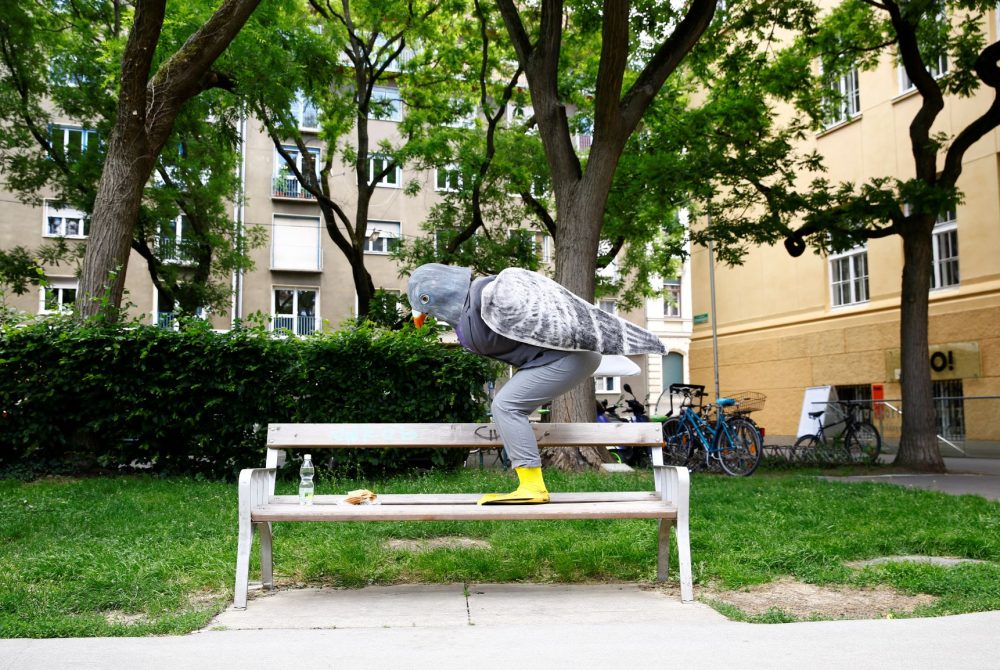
[0, 0, 271, 321]
[395, 0, 688, 312]
[687, 0, 1000, 471]
[479, 0, 716, 466]
[0, 1, 274, 321]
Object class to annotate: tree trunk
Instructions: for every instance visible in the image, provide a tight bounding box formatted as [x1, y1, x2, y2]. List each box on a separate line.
[543, 196, 614, 469]
[76, 0, 262, 321]
[894, 220, 945, 472]
[77, 0, 164, 321]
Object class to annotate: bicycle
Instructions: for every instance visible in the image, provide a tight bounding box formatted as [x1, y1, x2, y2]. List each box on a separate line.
[794, 400, 881, 464]
[660, 383, 762, 476]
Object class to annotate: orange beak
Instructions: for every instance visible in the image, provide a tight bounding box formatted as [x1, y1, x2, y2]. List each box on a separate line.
[412, 310, 427, 328]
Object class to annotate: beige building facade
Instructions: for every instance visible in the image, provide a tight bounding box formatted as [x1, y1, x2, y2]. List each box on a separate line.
[689, 10, 1000, 452]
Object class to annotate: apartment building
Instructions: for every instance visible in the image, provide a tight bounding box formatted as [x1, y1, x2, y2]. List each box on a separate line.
[688, 10, 1000, 452]
[0, 86, 687, 406]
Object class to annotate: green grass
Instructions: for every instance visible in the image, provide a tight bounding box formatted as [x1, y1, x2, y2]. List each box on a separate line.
[0, 468, 997, 637]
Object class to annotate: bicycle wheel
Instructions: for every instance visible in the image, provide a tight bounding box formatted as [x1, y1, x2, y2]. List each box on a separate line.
[845, 421, 881, 464]
[717, 417, 762, 476]
[793, 434, 820, 463]
[662, 417, 693, 466]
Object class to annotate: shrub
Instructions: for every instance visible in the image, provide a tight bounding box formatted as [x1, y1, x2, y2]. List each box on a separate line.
[0, 318, 493, 479]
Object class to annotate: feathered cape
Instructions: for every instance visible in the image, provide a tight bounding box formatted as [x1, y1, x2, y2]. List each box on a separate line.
[481, 268, 665, 355]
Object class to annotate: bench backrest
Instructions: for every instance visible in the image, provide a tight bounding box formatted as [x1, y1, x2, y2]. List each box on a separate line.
[267, 422, 662, 450]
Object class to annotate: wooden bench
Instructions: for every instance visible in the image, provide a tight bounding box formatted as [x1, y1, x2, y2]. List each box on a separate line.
[234, 422, 693, 609]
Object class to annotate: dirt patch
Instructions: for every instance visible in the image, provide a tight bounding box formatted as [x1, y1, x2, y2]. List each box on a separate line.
[385, 537, 492, 552]
[103, 610, 149, 626]
[702, 577, 936, 620]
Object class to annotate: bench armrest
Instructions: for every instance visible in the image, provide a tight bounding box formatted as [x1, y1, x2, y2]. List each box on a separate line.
[238, 467, 277, 516]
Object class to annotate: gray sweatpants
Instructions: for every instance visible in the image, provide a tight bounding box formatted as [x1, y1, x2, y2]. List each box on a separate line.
[491, 350, 602, 469]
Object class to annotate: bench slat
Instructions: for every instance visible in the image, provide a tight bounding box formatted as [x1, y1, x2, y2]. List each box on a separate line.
[267, 422, 662, 449]
[270, 491, 661, 505]
[252, 500, 676, 522]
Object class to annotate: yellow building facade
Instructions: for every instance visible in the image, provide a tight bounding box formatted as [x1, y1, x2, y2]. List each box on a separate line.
[689, 11, 1000, 454]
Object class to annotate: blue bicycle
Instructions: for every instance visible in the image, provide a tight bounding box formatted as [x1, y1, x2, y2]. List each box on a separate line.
[661, 383, 762, 476]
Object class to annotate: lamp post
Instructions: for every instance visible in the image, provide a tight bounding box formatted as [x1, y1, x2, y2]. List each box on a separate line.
[706, 214, 721, 398]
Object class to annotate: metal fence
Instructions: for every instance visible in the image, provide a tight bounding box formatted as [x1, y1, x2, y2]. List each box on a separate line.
[868, 395, 1000, 457]
[764, 395, 1000, 461]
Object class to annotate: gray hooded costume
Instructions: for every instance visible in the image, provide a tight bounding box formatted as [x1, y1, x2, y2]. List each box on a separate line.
[406, 264, 663, 468]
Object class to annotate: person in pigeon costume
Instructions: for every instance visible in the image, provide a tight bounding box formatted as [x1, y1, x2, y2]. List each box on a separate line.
[407, 263, 666, 505]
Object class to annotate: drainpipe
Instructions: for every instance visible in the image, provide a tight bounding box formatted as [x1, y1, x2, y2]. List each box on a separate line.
[231, 113, 247, 325]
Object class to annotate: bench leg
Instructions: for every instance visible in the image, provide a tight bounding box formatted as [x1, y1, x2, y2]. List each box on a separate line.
[234, 513, 254, 610]
[656, 518, 672, 582]
[676, 504, 694, 603]
[258, 522, 274, 590]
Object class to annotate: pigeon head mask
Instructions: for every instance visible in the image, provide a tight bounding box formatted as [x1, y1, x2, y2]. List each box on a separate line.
[406, 263, 473, 328]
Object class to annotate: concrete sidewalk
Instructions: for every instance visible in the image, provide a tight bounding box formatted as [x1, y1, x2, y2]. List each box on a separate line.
[1, 584, 997, 669]
[831, 457, 1000, 500]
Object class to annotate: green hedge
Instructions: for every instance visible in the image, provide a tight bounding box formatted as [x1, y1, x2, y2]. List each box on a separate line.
[0, 319, 493, 479]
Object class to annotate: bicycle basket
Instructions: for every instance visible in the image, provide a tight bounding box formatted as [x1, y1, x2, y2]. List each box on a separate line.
[720, 391, 766, 415]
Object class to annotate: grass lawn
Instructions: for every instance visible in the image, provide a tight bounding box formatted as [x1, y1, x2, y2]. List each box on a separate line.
[0, 467, 998, 637]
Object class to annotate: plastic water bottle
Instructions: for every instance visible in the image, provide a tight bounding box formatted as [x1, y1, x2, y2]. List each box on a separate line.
[298, 454, 315, 505]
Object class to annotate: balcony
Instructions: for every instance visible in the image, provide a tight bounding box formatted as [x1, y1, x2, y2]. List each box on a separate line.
[156, 236, 197, 265]
[272, 314, 317, 336]
[272, 177, 316, 201]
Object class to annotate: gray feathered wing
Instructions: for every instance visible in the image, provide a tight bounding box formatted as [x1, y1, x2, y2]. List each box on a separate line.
[480, 268, 665, 355]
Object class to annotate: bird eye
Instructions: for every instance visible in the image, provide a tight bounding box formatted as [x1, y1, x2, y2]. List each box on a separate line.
[419, 294, 430, 305]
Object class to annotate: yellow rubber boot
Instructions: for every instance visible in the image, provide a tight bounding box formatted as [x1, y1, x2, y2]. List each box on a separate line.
[478, 467, 550, 505]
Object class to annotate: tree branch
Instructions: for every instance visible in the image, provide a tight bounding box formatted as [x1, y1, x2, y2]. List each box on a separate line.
[145, 0, 262, 150]
[493, 0, 533, 65]
[941, 40, 1000, 185]
[620, 0, 716, 132]
[883, 0, 944, 180]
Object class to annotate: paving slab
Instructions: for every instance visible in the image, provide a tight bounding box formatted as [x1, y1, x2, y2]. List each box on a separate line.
[832, 473, 1000, 500]
[210, 584, 469, 630]
[466, 582, 726, 625]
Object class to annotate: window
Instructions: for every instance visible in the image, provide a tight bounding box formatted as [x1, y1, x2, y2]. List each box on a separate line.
[370, 155, 401, 188]
[594, 299, 619, 393]
[533, 232, 552, 263]
[596, 241, 618, 282]
[50, 125, 97, 160]
[507, 100, 533, 125]
[824, 67, 861, 127]
[931, 209, 959, 289]
[435, 165, 462, 192]
[273, 146, 320, 199]
[899, 53, 949, 92]
[43, 201, 88, 238]
[445, 99, 477, 129]
[369, 86, 402, 121]
[271, 215, 322, 271]
[933, 379, 965, 441]
[364, 221, 400, 254]
[40, 278, 77, 314]
[291, 92, 319, 130]
[829, 244, 869, 307]
[273, 288, 318, 336]
[158, 215, 194, 264]
[154, 291, 205, 329]
[595, 375, 620, 394]
[663, 278, 682, 318]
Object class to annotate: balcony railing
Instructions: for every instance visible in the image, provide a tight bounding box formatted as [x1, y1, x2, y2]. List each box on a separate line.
[157, 312, 176, 329]
[156, 236, 196, 264]
[272, 177, 316, 200]
[273, 315, 317, 336]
